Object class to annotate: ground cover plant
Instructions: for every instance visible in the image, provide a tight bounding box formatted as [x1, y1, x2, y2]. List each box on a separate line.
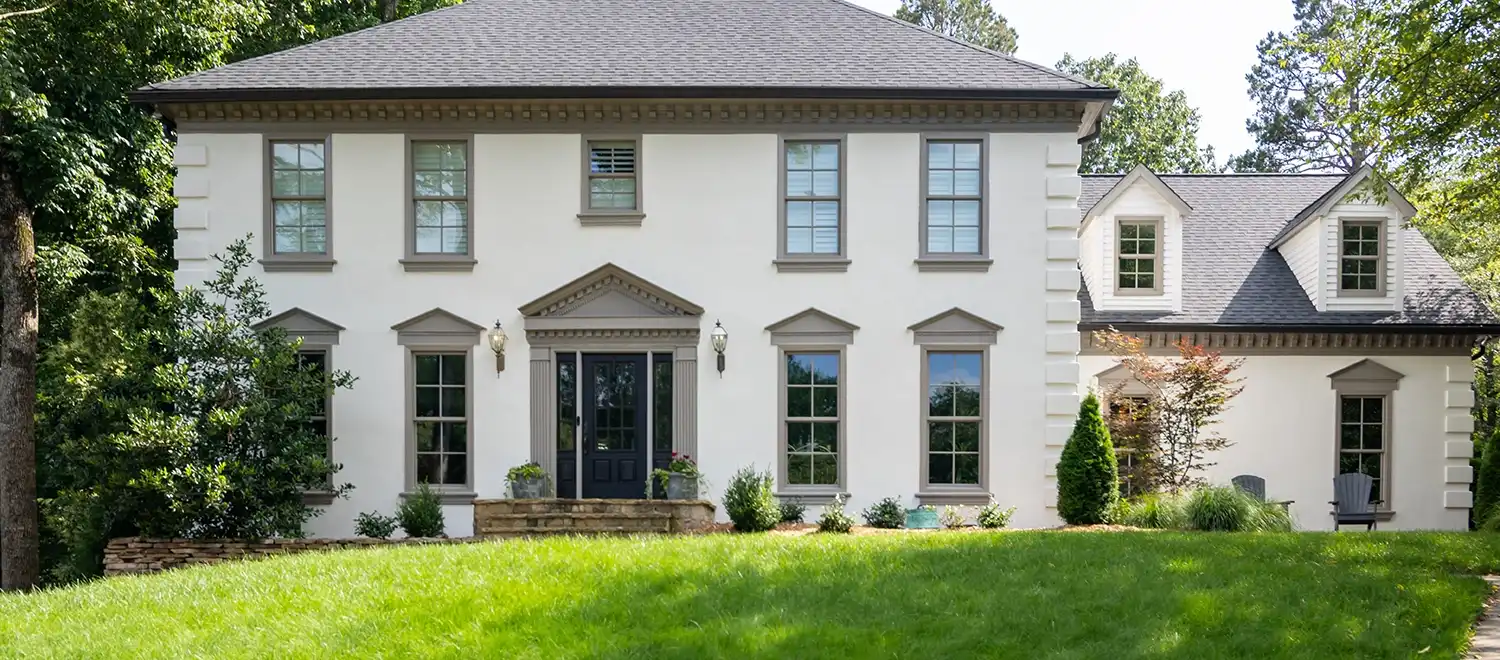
[1, 531, 1497, 658]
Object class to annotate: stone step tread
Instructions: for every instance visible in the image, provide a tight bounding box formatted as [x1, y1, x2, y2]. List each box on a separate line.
[480, 512, 673, 520]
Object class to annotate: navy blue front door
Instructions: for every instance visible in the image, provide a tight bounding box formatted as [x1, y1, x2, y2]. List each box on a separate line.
[581, 354, 649, 499]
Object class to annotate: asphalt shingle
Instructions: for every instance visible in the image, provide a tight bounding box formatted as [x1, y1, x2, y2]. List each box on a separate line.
[1078, 174, 1496, 327]
[141, 0, 1103, 96]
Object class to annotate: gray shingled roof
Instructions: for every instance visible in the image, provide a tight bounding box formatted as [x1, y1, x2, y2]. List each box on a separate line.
[1078, 174, 1497, 328]
[138, 0, 1107, 100]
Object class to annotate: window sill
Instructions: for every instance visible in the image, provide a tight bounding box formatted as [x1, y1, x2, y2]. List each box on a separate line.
[301, 490, 337, 506]
[400, 258, 478, 273]
[915, 490, 992, 506]
[914, 258, 992, 273]
[773, 258, 851, 273]
[775, 490, 849, 506]
[401, 489, 478, 505]
[577, 211, 646, 227]
[260, 257, 336, 273]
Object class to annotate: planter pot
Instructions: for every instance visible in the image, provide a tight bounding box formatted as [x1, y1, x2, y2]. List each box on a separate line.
[666, 473, 698, 500]
[905, 508, 939, 529]
[510, 476, 548, 499]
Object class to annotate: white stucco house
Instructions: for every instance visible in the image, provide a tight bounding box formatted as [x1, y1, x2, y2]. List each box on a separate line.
[135, 0, 1496, 535]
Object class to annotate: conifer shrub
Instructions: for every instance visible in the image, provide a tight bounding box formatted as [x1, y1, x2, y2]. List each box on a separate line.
[1056, 394, 1119, 525]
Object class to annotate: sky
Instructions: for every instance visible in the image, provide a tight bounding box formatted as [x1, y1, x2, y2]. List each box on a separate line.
[849, 0, 1299, 161]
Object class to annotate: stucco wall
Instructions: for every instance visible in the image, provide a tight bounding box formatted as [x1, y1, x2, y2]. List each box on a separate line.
[1081, 353, 1472, 531]
[174, 130, 1082, 536]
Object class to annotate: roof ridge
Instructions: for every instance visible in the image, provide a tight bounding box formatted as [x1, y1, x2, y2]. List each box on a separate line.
[819, 0, 1106, 89]
[140, 1, 479, 91]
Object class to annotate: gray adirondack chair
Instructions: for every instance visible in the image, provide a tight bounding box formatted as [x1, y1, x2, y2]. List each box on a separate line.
[1232, 474, 1294, 512]
[1330, 472, 1381, 530]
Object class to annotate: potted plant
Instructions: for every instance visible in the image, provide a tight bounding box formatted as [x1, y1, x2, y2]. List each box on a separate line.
[506, 461, 550, 499]
[651, 453, 701, 500]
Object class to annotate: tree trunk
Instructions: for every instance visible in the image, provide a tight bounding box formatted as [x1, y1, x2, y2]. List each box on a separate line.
[378, 0, 400, 23]
[0, 154, 39, 591]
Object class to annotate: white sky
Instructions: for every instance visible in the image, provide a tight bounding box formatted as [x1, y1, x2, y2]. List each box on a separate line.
[850, 0, 1298, 160]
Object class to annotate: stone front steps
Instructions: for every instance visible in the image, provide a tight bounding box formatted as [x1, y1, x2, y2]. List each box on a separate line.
[473, 498, 715, 539]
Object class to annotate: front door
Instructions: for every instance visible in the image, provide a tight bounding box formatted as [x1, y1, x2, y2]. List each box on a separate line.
[581, 354, 649, 499]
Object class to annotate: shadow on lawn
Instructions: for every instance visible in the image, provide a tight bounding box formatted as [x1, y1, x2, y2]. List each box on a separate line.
[478, 532, 1496, 660]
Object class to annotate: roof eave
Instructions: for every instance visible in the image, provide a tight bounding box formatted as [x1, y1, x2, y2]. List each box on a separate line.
[129, 85, 1121, 106]
[1080, 321, 1500, 335]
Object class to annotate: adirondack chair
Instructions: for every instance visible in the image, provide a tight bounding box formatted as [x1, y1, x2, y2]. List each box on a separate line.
[1231, 474, 1294, 512]
[1330, 472, 1381, 530]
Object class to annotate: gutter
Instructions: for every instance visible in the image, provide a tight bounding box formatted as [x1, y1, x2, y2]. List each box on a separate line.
[1079, 322, 1500, 335]
[128, 85, 1121, 105]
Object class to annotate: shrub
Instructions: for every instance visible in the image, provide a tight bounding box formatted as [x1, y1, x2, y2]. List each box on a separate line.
[1112, 487, 1292, 532]
[861, 496, 907, 529]
[397, 483, 446, 538]
[779, 498, 806, 524]
[722, 466, 781, 533]
[1477, 426, 1500, 525]
[939, 506, 967, 529]
[1183, 486, 1257, 531]
[1056, 394, 1119, 525]
[355, 512, 398, 539]
[977, 502, 1015, 529]
[1111, 492, 1189, 529]
[817, 495, 856, 534]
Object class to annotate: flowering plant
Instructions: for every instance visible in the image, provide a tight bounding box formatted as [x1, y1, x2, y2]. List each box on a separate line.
[665, 452, 700, 476]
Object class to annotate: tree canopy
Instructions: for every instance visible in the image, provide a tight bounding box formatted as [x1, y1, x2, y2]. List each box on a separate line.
[894, 0, 1018, 54]
[1055, 53, 1217, 174]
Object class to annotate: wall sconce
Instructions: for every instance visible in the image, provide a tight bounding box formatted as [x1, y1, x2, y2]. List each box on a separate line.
[710, 320, 729, 376]
[488, 320, 508, 373]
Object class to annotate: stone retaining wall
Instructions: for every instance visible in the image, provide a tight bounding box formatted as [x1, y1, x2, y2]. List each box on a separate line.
[473, 498, 716, 537]
[103, 536, 477, 577]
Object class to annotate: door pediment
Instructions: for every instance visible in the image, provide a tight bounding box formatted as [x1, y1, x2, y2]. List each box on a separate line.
[520, 264, 703, 339]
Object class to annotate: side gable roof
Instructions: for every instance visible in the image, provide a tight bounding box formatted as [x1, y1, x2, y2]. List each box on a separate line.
[1083, 164, 1193, 220]
[1267, 166, 1419, 248]
[134, 0, 1114, 104]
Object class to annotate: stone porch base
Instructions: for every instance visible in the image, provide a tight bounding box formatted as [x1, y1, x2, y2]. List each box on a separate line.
[473, 498, 716, 538]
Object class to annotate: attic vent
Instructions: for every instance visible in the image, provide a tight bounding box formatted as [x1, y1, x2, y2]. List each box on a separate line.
[587, 140, 638, 211]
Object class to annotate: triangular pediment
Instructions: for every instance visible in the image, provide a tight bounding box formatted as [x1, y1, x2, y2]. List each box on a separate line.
[391, 308, 485, 334]
[254, 307, 345, 333]
[908, 308, 1002, 333]
[908, 307, 1001, 345]
[519, 263, 703, 318]
[1328, 359, 1406, 382]
[766, 308, 860, 334]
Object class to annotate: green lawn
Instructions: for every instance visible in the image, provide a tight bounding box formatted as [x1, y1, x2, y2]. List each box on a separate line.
[3, 531, 1499, 659]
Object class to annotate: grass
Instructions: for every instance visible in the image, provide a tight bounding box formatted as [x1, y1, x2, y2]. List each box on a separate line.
[3, 531, 1500, 659]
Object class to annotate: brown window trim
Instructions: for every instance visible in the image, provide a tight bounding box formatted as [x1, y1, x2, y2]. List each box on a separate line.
[261, 135, 337, 272]
[579, 135, 645, 226]
[776, 133, 849, 273]
[1114, 216, 1162, 296]
[1337, 218, 1386, 298]
[403, 134, 478, 273]
[916, 133, 991, 273]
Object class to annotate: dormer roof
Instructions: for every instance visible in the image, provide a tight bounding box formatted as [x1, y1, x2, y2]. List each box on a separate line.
[1082, 164, 1193, 220]
[1267, 166, 1419, 249]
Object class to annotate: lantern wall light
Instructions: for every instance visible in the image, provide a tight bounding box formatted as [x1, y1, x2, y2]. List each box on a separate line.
[710, 320, 729, 376]
[488, 320, 508, 373]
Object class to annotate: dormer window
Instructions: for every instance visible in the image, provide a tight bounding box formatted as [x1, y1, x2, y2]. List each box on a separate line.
[1116, 217, 1161, 294]
[1339, 219, 1383, 295]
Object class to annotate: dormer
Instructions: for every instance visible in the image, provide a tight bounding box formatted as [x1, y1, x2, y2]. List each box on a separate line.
[1079, 165, 1191, 312]
[1269, 167, 1417, 312]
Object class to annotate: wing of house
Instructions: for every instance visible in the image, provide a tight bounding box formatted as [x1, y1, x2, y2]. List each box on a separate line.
[1079, 166, 1496, 528]
[139, 0, 1491, 533]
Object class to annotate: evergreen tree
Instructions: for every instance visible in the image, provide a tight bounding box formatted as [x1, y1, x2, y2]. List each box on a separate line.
[1056, 394, 1119, 525]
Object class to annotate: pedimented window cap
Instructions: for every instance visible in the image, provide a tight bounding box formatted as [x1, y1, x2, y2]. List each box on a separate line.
[519, 263, 704, 318]
[1328, 358, 1405, 393]
[392, 308, 484, 347]
[254, 307, 345, 345]
[908, 307, 1002, 345]
[766, 308, 858, 346]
